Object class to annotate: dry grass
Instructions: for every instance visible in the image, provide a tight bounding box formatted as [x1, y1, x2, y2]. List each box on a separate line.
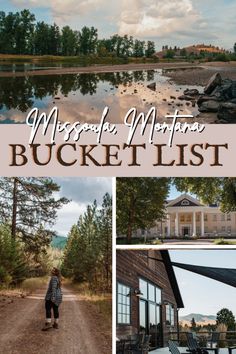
[20, 276, 48, 292]
[66, 280, 112, 322]
[0, 276, 49, 298]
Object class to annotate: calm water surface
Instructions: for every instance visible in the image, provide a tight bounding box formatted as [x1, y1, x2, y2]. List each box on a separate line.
[0, 69, 203, 123]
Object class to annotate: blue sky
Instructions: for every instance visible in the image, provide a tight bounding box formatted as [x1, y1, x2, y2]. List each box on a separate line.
[168, 185, 196, 201]
[170, 250, 236, 317]
[0, 0, 235, 50]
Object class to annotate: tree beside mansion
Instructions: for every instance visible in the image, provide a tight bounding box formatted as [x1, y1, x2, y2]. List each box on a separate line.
[135, 194, 236, 239]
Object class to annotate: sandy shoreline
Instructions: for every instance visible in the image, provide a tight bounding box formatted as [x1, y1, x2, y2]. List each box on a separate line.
[0, 62, 236, 87]
[166, 62, 236, 85]
[0, 62, 198, 77]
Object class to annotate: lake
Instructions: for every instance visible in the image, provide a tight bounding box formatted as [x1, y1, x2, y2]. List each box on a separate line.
[0, 69, 204, 124]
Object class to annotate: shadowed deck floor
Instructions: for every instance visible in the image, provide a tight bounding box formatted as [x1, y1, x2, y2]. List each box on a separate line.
[150, 347, 231, 354]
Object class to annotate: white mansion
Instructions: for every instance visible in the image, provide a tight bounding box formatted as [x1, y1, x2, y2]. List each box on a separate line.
[136, 194, 236, 238]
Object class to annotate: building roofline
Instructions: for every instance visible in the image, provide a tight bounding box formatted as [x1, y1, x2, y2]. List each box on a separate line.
[160, 250, 184, 309]
[166, 193, 202, 207]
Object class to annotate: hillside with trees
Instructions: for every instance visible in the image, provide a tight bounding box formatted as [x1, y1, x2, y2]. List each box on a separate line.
[156, 43, 236, 62]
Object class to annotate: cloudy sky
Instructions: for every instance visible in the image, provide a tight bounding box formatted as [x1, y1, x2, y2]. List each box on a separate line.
[170, 250, 236, 317]
[52, 177, 112, 236]
[1, 0, 235, 50]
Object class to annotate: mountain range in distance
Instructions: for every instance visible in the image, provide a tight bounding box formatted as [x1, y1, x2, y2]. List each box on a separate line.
[180, 313, 216, 326]
[51, 235, 67, 249]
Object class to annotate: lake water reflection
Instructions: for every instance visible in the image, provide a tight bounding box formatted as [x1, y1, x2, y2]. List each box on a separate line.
[0, 70, 203, 123]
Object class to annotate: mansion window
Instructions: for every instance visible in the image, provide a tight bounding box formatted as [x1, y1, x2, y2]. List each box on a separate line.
[222, 226, 226, 232]
[180, 215, 185, 222]
[221, 214, 225, 221]
[228, 226, 231, 233]
[204, 214, 208, 221]
[181, 200, 190, 206]
[213, 214, 217, 221]
[117, 283, 131, 324]
[196, 214, 200, 222]
[227, 214, 231, 221]
[186, 215, 191, 222]
[166, 304, 175, 327]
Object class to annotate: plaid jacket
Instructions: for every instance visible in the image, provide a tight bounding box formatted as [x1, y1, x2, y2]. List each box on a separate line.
[45, 276, 63, 306]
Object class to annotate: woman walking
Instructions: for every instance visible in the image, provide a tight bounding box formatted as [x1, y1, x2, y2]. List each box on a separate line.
[42, 267, 63, 331]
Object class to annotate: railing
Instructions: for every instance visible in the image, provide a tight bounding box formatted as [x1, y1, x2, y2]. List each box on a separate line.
[168, 331, 236, 348]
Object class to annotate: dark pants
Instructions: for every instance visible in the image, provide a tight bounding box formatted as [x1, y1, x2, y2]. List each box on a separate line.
[45, 300, 59, 319]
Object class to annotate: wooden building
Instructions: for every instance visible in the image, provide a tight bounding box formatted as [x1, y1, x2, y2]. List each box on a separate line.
[116, 250, 184, 350]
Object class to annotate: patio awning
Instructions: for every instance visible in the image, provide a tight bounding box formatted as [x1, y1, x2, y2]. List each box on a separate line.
[172, 262, 236, 288]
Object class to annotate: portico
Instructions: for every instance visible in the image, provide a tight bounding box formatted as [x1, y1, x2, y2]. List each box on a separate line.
[166, 194, 206, 237]
[167, 211, 205, 237]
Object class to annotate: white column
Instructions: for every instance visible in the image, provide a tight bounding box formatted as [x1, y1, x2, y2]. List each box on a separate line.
[167, 214, 171, 237]
[192, 211, 196, 237]
[201, 211, 204, 237]
[175, 212, 179, 237]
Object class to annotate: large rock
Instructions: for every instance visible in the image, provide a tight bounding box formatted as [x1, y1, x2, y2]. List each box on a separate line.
[197, 95, 219, 105]
[232, 81, 236, 98]
[147, 82, 156, 91]
[217, 102, 236, 122]
[178, 94, 194, 101]
[204, 73, 222, 95]
[183, 88, 199, 96]
[198, 100, 221, 113]
[211, 79, 233, 100]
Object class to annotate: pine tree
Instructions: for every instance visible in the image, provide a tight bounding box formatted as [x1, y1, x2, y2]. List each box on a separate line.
[97, 193, 112, 291]
[61, 194, 112, 292]
[0, 177, 69, 250]
[0, 224, 27, 285]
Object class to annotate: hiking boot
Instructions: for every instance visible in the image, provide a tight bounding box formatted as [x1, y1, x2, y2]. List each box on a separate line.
[42, 322, 52, 331]
[53, 322, 59, 329]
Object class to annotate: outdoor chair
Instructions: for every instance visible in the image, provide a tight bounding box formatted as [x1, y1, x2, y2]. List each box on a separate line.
[228, 346, 236, 354]
[186, 332, 199, 353]
[186, 333, 208, 354]
[125, 333, 144, 353]
[116, 339, 125, 354]
[131, 334, 151, 354]
[202, 332, 220, 354]
[169, 340, 188, 354]
[199, 332, 219, 354]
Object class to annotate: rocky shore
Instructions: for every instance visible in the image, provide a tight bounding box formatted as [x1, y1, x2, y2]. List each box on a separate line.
[180, 73, 236, 122]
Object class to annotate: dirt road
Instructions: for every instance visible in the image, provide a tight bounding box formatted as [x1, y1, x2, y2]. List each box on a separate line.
[0, 286, 111, 354]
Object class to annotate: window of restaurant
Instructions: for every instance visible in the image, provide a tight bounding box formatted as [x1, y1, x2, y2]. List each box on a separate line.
[166, 304, 175, 327]
[139, 278, 163, 349]
[117, 283, 131, 325]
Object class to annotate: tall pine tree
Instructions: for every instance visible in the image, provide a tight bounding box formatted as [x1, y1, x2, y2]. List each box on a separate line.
[0, 177, 68, 251]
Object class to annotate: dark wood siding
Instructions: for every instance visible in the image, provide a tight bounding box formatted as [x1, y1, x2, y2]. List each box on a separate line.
[116, 249, 179, 345]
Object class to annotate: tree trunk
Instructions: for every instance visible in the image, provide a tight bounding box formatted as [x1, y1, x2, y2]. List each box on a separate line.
[127, 198, 135, 244]
[11, 178, 18, 240]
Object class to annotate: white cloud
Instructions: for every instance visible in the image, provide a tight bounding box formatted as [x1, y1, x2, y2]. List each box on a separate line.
[52, 177, 112, 235]
[8, 0, 235, 50]
[118, 0, 217, 43]
[12, 0, 106, 23]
